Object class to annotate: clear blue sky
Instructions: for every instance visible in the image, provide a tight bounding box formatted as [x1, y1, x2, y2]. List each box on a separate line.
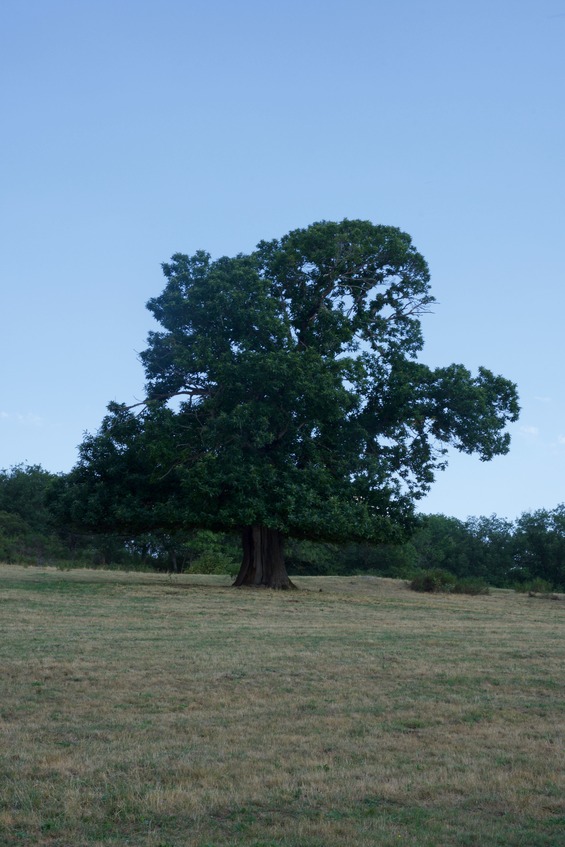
[1, 0, 564, 521]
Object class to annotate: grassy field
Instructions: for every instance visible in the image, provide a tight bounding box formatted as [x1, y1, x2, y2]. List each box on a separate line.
[0, 564, 564, 847]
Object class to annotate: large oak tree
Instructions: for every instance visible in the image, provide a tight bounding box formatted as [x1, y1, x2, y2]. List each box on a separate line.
[70, 220, 519, 587]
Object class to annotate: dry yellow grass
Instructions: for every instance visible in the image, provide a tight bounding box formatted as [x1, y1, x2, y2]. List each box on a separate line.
[0, 564, 564, 846]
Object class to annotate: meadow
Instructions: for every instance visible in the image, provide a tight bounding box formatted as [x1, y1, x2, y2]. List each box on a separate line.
[0, 564, 563, 847]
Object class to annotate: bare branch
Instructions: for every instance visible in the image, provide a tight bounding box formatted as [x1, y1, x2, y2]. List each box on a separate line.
[126, 387, 213, 410]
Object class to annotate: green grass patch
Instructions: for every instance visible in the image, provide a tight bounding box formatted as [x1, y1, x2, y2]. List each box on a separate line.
[0, 565, 564, 846]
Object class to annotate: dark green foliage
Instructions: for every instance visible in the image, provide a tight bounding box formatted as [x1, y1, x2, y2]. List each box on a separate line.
[451, 577, 490, 595]
[462, 514, 516, 585]
[64, 220, 519, 585]
[514, 578, 554, 595]
[0, 509, 42, 564]
[408, 513, 517, 586]
[0, 464, 235, 571]
[182, 530, 240, 575]
[409, 568, 457, 593]
[512, 506, 565, 589]
[406, 509, 565, 591]
[0, 464, 58, 535]
[1, 458, 565, 591]
[409, 569, 489, 594]
[409, 514, 471, 575]
[285, 539, 344, 576]
[338, 538, 417, 576]
[0, 466, 68, 564]
[410, 508, 565, 591]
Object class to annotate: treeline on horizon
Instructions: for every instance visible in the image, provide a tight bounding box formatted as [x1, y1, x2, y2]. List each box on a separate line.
[0, 463, 563, 591]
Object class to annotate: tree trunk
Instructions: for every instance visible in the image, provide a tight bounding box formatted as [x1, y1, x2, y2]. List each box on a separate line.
[169, 549, 181, 574]
[233, 525, 296, 589]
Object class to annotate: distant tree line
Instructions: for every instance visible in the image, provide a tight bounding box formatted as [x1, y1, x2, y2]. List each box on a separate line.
[0, 463, 563, 590]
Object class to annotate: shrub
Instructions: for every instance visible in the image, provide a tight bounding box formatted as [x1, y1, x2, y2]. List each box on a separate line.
[452, 577, 490, 595]
[514, 577, 554, 595]
[409, 569, 490, 595]
[409, 569, 457, 593]
[187, 550, 239, 576]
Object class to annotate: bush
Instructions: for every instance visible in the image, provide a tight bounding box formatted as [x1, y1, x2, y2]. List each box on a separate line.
[451, 577, 490, 595]
[187, 550, 239, 576]
[409, 569, 490, 595]
[514, 578, 554, 595]
[409, 569, 457, 593]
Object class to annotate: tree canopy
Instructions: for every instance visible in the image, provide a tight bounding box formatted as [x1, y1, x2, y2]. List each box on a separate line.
[68, 220, 520, 587]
